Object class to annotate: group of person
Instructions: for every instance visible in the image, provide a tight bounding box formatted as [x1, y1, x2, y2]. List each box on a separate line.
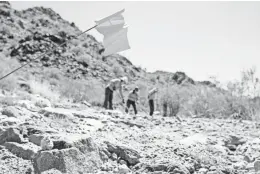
[103, 76, 158, 116]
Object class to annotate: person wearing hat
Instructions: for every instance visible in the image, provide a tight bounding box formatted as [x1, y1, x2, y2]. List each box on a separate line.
[125, 86, 139, 115]
[103, 76, 128, 110]
[148, 87, 158, 116]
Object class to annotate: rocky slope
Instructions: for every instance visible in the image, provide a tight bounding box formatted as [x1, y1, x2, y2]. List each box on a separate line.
[0, 1, 206, 87]
[0, 94, 260, 174]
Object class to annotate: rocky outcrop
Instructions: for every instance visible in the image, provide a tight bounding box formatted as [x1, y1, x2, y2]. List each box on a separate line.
[1, 106, 22, 118]
[4, 142, 40, 160]
[172, 71, 195, 85]
[0, 127, 26, 144]
[33, 147, 100, 174]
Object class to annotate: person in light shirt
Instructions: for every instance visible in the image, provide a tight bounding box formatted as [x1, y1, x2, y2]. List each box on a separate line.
[103, 76, 128, 110]
[148, 87, 158, 116]
[125, 86, 139, 115]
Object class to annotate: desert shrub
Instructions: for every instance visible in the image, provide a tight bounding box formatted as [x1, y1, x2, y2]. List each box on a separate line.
[112, 64, 124, 78]
[71, 46, 85, 56]
[58, 78, 104, 105]
[70, 39, 81, 47]
[28, 79, 60, 102]
[0, 54, 20, 91]
[0, 25, 11, 35]
[43, 67, 62, 80]
[0, 96, 16, 106]
[159, 86, 181, 117]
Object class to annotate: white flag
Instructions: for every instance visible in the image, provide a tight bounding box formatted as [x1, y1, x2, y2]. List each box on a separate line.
[95, 9, 125, 35]
[95, 9, 130, 56]
[103, 27, 130, 56]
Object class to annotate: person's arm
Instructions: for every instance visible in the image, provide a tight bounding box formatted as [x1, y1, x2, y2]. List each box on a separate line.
[119, 85, 124, 102]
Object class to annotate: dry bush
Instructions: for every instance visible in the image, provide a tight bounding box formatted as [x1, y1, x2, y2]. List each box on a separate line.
[58, 78, 104, 106]
[71, 46, 85, 56]
[28, 79, 60, 102]
[43, 67, 62, 80]
[159, 86, 181, 117]
[156, 83, 250, 119]
[0, 54, 20, 91]
[112, 64, 124, 78]
[0, 96, 16, 106]
[0, 25, 12, 35]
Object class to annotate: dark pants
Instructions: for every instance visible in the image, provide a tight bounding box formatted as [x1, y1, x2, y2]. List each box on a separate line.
[103, 87, 113, 110]
[149, 100, 154, 116]
[125, 100, 137, 115]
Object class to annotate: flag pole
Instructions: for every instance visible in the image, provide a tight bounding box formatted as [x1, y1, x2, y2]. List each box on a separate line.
[0, 24, 98, 81]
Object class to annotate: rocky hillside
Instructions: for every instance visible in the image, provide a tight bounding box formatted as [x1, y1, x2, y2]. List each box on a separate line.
[0, 1, 148, 83]
[0, 1, 207, 87]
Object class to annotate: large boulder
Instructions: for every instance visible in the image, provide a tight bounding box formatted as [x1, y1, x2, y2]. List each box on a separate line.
[0, 127, 26, 145]
[33, 147, 101, 174]
[1, 106, 21, 118]
[0, 117, 20, 127]
[4, 142, 40, 160]
[29, 134, 44, 146]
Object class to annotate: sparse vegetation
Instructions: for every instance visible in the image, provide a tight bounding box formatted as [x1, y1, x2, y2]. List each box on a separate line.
[0, 54, 19, 91]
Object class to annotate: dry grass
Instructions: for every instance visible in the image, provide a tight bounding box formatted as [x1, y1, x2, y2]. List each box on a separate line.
[58, 78, 104, 106]
[0, 54, 20, 91]
[28, 79, 60, 102]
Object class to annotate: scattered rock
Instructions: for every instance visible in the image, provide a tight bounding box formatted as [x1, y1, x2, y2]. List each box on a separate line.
[111, 152, 117, 160]
[198, 168, 208, 174]
[34, 97, 51, 108]
[0, 117, 20, 126]
[17, 100, 36, 110]
[40, 136, 54, 150]
[233, 161, 247, 170]
[119, 159, 128, 165]
[246, 163, 254, 170]
[105, 141, 141, 166]
[206, 171, 218, 174]
[224, 135, 246, 151]
[41, 168, 63, 174]
[29, 134, 44, 146]
[254, 160, 260, 172]
[39, 107, 74, 119]
[144, 162, 190, 174]
[209, 166, 217, 171]
[118, 164, 131, 174]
